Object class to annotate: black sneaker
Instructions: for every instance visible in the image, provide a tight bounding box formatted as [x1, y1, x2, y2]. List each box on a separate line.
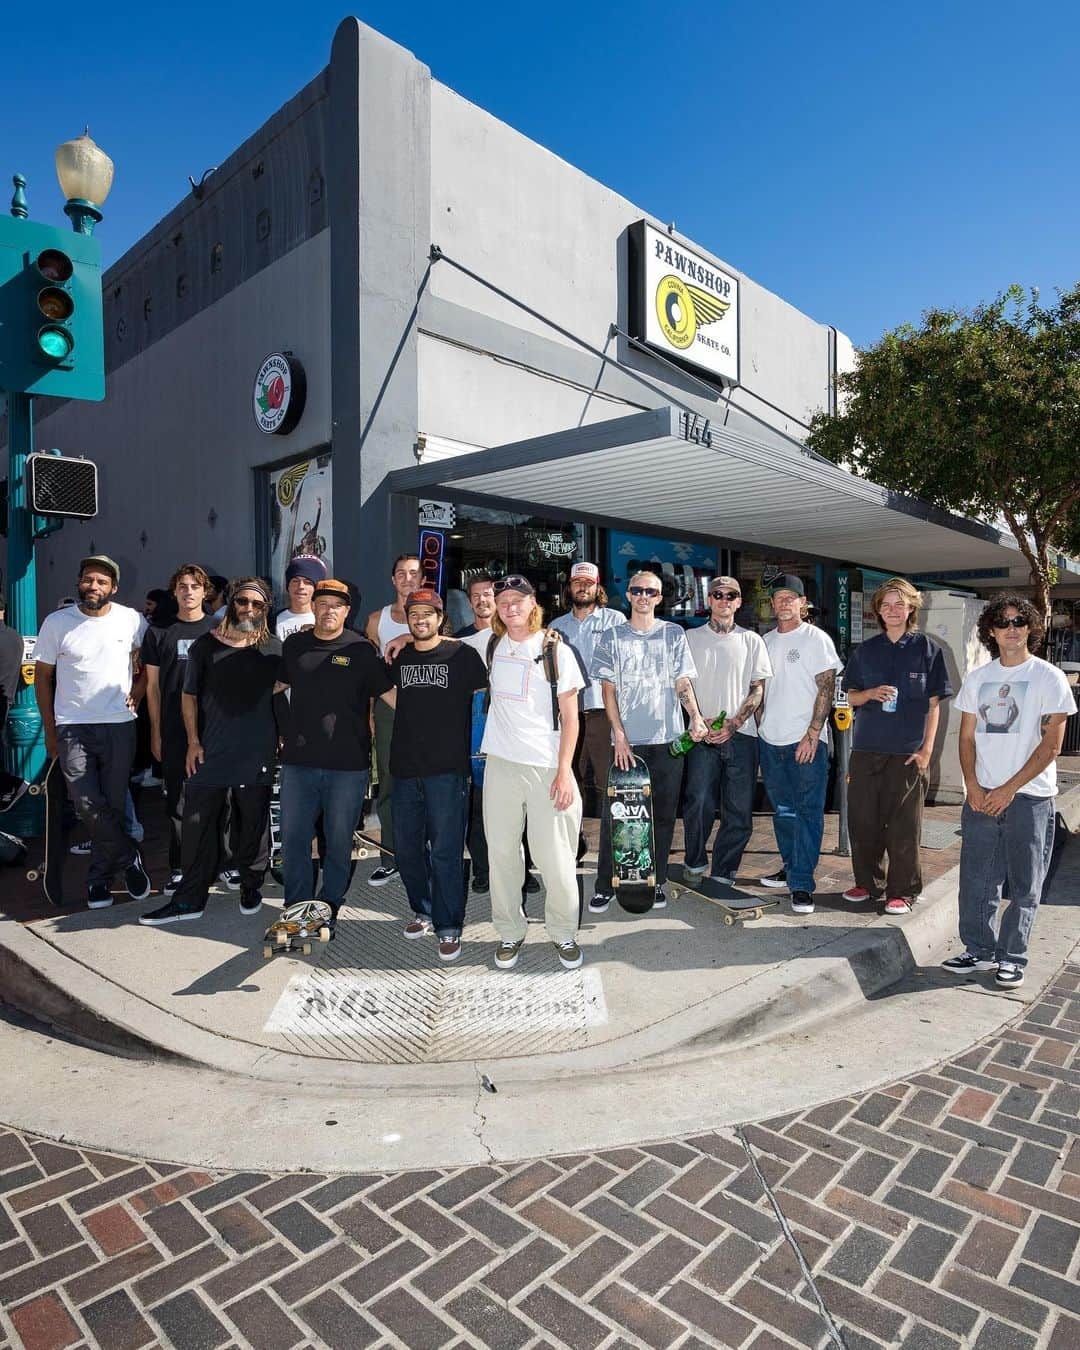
[652, 884, 668, 910]
[163, 870, 184, 896]
[555, 939, 583, 970]
[472, 874, 490, 895]
[524, 872, 541, 895]
[125, 852, 151, 901]
[995, 962, 1024, 988]
[369, 863, 398, 887]
[942, 951, 997, 973]
[239, 888, 262, 916]
[87, 882, 113, 909]
[791, 890, 815, 914]
[760, 870, 788, 891]
[589, 891, 613, 913]
[139, 898, 205, 926]
[219, 869, 241, 891]
[0, 778, 29, 813]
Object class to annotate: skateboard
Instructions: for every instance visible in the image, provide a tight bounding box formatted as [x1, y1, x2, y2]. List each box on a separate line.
[25, 758, 66, 905]
[262, 900, 335, 958]
[607, 756, 656, 915]
[669, 866, 779, 925]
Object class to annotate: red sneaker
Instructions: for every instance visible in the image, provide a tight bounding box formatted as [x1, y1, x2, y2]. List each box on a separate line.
[884, 896, 913, 915]
[842, 886, 872, 903]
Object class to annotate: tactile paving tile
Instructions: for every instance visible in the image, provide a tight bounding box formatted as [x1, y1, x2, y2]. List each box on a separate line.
[262, 872, 607, 1063]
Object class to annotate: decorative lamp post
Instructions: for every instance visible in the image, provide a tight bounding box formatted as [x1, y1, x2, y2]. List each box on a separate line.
[55, 130, 114, 236]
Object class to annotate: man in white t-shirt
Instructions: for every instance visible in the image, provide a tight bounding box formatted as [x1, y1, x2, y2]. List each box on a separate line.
[684, 576, 772, 885]
[943, 595, 1074, 989]
[481, 574, 586, 971]
[33, 555, 151, 908]
[757, 576, 843, 915]
[274, 554, 327, 640]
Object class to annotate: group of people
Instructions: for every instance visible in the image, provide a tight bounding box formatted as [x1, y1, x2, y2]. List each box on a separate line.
[8, 547, 1072, 985]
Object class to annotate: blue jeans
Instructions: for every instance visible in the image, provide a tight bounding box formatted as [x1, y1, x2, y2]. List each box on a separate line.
[392, 772, 470, 938]
[958, 794, 1055, 967]
[683, 733, 759, 878]
[280, 765, 369, 909]
[758, 739, 830, 894]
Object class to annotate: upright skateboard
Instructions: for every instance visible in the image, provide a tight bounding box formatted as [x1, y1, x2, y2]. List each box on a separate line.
[268, 764, 284, 883]
[607, 756, 656, 915]
[262, 901, 334, 958]
[669, 866, 778, 926]
[25, 758, 66, 905]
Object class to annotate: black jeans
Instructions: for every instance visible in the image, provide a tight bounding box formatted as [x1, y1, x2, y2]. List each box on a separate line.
[173, 783, 271, 907]
[56, 722, 138, 886]
[633, 743, 685, 886]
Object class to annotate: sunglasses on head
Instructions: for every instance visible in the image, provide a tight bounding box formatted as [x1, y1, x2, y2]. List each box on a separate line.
[628, 586, 660, 597]
[992, 616, 1029, 629]
[493, 575, 531, 596]
[710, 590, 740, 601]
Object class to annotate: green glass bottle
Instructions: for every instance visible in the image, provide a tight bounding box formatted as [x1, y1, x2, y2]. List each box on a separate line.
[669, 711, 726, 757]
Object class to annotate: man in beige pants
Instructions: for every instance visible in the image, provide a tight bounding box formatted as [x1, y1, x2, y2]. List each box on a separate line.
[481, 575, 585, 971]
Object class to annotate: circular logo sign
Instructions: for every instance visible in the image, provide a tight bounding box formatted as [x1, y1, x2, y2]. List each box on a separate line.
[655, 275, 696, 350]
[253, 353, 306, 435]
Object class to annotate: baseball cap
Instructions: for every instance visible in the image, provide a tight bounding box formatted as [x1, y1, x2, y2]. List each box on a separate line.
[404, 588, 444, 612]
[79, 554, 120, 584]
[770, 574, 806, 597]
[285, 554, 329, 586]
[708, 575, 741, 593]
[570, 561, 600, 582]
[312, 579, 352, 603]
[493, 574, 535, 597]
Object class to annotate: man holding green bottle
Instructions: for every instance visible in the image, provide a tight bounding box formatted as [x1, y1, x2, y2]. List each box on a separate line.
[683, 577, 773, 885]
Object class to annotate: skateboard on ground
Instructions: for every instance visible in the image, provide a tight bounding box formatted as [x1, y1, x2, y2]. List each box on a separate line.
[262, 900, 335, 958]
[669, 866, 779, 925]
[25, 758, 66, 905]
[607, 755, 656, 915]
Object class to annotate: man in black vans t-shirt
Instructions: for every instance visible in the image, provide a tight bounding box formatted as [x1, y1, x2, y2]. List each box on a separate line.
[275, 579, 393, 915]
[390, 589, 487, 962]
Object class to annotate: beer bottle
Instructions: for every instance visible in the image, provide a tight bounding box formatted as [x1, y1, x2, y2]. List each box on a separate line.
[669, 711, 726, 757]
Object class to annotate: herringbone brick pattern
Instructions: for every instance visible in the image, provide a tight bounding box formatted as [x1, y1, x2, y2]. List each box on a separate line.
[1, 962, 1077, 1349]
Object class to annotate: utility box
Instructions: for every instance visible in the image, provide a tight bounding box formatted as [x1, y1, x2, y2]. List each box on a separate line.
[917, 590, 991, 803]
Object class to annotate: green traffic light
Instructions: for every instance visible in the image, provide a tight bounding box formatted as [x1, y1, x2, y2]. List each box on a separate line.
[37, 325, 74, 361]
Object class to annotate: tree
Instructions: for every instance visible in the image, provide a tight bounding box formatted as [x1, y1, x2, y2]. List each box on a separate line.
[807, 283, 1080, 636]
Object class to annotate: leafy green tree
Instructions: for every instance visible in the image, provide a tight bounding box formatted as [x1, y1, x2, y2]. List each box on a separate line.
[807, 284, 1080, 635]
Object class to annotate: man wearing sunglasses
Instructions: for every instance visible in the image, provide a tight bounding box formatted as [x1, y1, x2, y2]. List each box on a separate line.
[943, 595, 1073, 988]
[140, 578, 282, 925]
[683, 577, 772, 887]
[593, 570, 707, 909]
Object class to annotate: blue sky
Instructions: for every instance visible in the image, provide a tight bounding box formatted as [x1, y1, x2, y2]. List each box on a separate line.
[3, 1, 1076, 347]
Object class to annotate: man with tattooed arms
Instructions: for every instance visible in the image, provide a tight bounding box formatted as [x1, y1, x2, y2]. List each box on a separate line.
[683, 576, 772, 886]
[756, 576, 843, 915]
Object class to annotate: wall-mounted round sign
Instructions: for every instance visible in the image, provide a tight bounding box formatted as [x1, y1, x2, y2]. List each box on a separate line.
[253, 352, 306, 435]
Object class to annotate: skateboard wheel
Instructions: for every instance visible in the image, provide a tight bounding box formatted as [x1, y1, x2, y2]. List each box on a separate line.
[354, 848, 369, 859]
[301, 943, 311, 955]
[275, 931, 288, 947]
[642, 783, 651, 797]
[318, 927, 330, 942]
[724, 914, 736, 926]
[28, 784, 43, 796]
[753, 908, 763, 920]
[647, 874, 656, 886]
[607, 785, 616, 798]
[611, 876, 620, 888]
[26, 869, 40, 882]
[262, 945, 272, 959]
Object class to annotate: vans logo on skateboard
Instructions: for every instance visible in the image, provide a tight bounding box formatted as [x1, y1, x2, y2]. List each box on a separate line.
[610, 800, 648, 820]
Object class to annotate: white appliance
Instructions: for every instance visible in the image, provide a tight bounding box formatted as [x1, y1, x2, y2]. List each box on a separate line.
[917, 591, 992, 802]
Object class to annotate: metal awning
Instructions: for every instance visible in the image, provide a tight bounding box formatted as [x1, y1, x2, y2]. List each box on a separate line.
[387, 405, 1076, 580]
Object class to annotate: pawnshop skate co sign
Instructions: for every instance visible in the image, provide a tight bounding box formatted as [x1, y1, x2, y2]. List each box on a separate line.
[628, 221, 740, 386]
[253, 352, 307, 435]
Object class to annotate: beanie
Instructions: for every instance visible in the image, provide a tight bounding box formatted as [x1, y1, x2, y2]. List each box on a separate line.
[285, 554, 329, 586]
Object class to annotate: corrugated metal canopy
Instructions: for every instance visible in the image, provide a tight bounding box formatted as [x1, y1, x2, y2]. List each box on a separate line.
[388, 406, 1076, 580]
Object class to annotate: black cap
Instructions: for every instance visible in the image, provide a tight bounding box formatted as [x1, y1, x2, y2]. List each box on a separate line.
[770, 574, 805, 597]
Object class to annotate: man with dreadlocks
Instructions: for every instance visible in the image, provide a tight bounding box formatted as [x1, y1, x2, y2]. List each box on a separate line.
[139, 578, 282, 925]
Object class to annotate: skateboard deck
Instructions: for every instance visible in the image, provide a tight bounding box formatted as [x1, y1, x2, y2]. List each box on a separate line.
[25, 758, 66, 905]
[262, 900, 334, 958]
[268, 764, 284, 883]
[607, 756, 656, 915]
[669, 866, 779, 925]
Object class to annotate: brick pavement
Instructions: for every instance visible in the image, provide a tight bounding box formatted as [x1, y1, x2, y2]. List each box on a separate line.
[1, 962, 1077, 1349]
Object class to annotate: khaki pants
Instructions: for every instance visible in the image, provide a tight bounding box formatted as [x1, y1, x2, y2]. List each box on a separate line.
[483, 755, 582, 945]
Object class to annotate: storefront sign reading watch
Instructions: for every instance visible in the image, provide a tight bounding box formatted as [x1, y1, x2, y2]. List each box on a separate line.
[253, 352, 307, 435]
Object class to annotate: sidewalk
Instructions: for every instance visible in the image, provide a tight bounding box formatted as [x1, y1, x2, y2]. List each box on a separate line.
[1, 959, 1077, 1349]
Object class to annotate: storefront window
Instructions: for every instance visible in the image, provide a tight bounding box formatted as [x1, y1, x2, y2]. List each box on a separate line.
[264, 454, 333, 603]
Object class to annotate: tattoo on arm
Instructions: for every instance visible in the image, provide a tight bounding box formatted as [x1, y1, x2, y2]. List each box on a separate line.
[676, 675, 702, 719]
[810, 670, 835, 732]
[733, 680, 764, 729]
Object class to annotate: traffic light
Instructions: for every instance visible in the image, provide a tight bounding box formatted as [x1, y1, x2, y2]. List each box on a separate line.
[0, 216, 104, 400]
[26, 452, 97, 519]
